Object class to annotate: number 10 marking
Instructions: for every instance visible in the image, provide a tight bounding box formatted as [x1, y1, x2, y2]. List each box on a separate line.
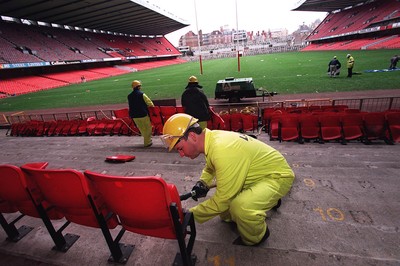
[313, 207, 345, 221]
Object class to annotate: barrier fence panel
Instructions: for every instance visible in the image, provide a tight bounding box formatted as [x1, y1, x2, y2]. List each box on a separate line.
[3, 97, 400, 129]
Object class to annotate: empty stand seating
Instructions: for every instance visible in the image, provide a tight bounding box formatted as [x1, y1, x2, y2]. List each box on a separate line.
[0, 20, 183, 97]
[0, 162, 63, 242]
[1, 161, 198, 265]
[6, 104, 400, 146]
[84, 171, 197, 266]
[261, 108, 397, 145]
[20, 165, 126, 258]
[304, 0, 400, 50]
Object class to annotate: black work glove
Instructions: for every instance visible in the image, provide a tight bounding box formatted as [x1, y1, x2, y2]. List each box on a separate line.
[191, 180, 209, 201]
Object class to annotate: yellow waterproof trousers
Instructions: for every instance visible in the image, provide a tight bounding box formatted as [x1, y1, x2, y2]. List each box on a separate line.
[219, 177, 293, 245]
[133, 116, 152, 146]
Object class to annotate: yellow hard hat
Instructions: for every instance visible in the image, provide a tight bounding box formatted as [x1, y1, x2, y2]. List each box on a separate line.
[132, 80, 141, 88]
[188, 75, 198, 83]
[161, 113, 198, 151]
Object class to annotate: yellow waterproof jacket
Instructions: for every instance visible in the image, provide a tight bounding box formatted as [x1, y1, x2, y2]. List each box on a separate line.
[190, 129, 294, 223]
[347, 56, 354, 68]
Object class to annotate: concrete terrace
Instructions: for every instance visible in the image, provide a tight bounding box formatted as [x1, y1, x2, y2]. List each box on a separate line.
[0, 130, 399, 266]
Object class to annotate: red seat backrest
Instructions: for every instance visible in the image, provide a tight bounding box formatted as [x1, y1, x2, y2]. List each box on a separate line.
[175, 106, 185, 113]
[114, 108, 129, 118]
[0, 163, 63, 219]
[386, 112, 400, 126]
[0, 165, 36, 216]
[159, 106, 177, 123]
[319, 114, 342, 127]
[85, 171, 183, 239]
[21, 166, 118, 229]
[148, 106, 162, 119]
[159, 106, 177, 116]
[363, 112, 386, 137]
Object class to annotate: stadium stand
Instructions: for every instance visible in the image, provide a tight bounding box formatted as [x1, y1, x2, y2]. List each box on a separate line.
[0, 76, 68, 96]
[0, 27, 184, 97]
[0, 161, 197, 265]
[0, 8, 184, 98]
[303, 0, 400, 50]
[0, 20, 181, 64]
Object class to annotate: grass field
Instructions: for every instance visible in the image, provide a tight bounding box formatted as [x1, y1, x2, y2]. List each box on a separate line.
[0, 49, 399, 112]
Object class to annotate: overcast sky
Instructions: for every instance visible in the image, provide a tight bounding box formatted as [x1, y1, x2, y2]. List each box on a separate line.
[145, 0, 328, 46]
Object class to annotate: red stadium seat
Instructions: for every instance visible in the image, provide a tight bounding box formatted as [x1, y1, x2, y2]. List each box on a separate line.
[230, 113, 243, 132]
[176, 106, 185, 113]
[385, 112, 400, 143]
[209, 107, 226, 130]
[269, 114, 282, 141]
[113, 108, 129, 118]
[20, 165, 131, 261]
[219, 113, 231, 131]
[46, 120, 58, 136]
[0, 162, 63, 242]
[103, 119, 117, 135]
[319, 114, 345, 144]
[159, 106, 177, 124]
[241, 113, 258, 132]
[341, 113, 365, 142]
[279, 114, 301, 143]
[362, 112, 393, 145]
[85, 171, 197, 266]
[299, 114, 321, 143]
[148, 106, 163, 135]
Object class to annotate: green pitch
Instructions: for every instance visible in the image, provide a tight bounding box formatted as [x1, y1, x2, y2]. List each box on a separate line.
[1, 49, 399, 112]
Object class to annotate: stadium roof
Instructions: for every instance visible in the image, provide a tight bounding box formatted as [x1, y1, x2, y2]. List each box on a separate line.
[0, 0, 189, 36]
[293, 0, 368, 12]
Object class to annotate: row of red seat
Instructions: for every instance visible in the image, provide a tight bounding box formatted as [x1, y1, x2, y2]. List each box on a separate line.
[265, 111, 400, 145]
[0, 163, 196, 265]
[7, 118, 140, 137]
[4, 105, 210, 137]
[302, 35, 400, 51]
[8, 106, 400, 141]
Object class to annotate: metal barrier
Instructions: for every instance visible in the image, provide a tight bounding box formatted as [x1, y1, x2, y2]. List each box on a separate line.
[3, 96, 400, 127]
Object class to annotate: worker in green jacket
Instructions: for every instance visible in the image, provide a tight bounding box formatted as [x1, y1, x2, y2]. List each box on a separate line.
[161, 113, 295, 246]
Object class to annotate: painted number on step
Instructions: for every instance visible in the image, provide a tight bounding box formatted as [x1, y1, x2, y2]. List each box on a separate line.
[313, 207, 345, 221]
[303, 178, 316, 188]
[208, 255, 235, 266]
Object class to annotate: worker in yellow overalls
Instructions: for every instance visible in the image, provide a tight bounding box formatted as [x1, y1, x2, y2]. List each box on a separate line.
[128, 80, 154, 147]
[161, 113, 295, 246]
